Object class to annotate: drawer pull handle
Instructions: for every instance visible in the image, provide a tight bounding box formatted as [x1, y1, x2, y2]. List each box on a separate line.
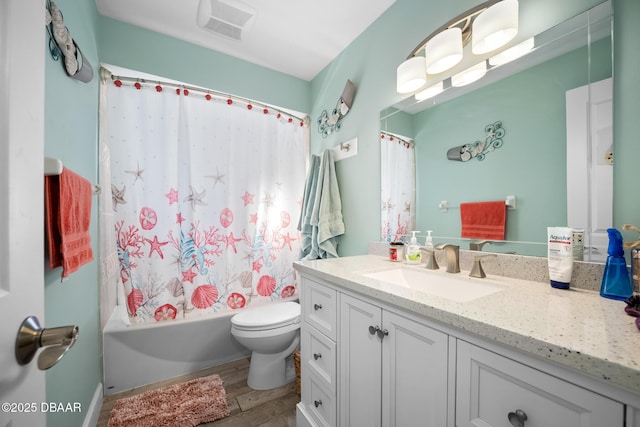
[314, 399, 322, 408]
[313, 303, 323, 310]
[507, 409, 528, 427]
[313, 352, 322, 360]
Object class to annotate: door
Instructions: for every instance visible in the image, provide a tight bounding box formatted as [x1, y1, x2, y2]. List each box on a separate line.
[0, 0, 47, 426]
[566, 78, 613, 262]
[382, 311, 449, 427]
[339, 294, 382, 427]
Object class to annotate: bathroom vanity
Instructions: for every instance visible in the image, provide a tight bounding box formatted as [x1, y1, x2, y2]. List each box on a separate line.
[293, 255, 640, 427]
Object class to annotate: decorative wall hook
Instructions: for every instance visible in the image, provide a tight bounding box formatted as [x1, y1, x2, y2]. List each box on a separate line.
[318, 79, 356, 138]
[447, 121, 505, 161]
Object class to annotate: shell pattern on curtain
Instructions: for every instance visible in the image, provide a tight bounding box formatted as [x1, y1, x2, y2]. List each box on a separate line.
[104, 81, 308, 324]
[380, 132, 416, 243]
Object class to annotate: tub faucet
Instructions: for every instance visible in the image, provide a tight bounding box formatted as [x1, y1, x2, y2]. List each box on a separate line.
[435, 244, 460, 273]
[469, 240, 493, 251]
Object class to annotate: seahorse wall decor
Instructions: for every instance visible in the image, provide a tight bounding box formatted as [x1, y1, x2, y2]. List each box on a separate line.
[447, 121, 505, 162]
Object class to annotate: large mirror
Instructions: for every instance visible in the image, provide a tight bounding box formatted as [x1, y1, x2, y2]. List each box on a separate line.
[380, 0, 612, 261]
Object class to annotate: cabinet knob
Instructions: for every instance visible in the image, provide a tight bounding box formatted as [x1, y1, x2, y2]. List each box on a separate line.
[314, 399, 322, 408]
[507, 409, 528, 427]
[313, 303, 323, 310]
[377, 328, 389, 339]
[313, 352, 322, 360]
[368, 325, 380, 335]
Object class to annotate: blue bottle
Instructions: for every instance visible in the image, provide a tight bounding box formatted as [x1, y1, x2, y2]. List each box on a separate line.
[600, 228, 633, 300]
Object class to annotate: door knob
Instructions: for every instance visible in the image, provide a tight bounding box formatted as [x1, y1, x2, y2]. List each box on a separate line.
[507, 409, 528, 427]
[15, 316, 79, 370]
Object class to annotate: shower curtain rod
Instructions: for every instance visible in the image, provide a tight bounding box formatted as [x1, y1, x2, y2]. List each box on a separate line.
[99, 66, 308, 124]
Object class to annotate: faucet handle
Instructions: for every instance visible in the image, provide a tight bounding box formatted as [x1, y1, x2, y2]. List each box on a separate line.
[469, 240, 493, 251]
[419, 247, 439, 270]
[470, 253, 497, 278]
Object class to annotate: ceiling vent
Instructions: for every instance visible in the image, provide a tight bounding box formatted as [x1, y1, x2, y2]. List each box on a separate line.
[196, 0, 257, 41]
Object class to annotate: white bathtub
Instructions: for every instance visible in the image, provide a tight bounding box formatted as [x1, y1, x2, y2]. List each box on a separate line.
[102, 305, 250, 395]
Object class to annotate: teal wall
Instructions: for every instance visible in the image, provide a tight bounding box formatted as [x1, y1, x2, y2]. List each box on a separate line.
[309, 0, 639, 256]
[97, 17, 310, 114]
[410, 39, 611, 256]
[43, 1, 101, 426]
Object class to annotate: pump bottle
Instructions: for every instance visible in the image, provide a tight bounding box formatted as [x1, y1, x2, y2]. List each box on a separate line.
[405, 231, 421, 265]
[600, 228, 633, 300]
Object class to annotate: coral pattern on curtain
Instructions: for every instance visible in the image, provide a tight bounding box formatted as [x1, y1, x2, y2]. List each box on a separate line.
[380, 132, 415, 243]
[103, 79, 308, 324]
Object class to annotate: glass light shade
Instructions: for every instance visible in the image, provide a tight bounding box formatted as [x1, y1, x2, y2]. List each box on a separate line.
[425, 27, 463, 75]
[397, 57, 427, 93]
[472, 0, 519, 55]
[415, 81, 444, 101]
[451, 62, 487, 87]
[488, 37, 534, 66]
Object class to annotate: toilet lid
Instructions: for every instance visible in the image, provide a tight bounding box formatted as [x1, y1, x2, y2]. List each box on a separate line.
[231, 301, 300, 330]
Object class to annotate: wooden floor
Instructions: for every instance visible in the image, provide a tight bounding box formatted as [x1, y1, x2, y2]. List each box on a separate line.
[97, 358, 299, 427]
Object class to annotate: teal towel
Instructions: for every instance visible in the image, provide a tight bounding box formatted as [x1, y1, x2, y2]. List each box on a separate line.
[309, 150, 345, 258]
[297, 154, 320, 259]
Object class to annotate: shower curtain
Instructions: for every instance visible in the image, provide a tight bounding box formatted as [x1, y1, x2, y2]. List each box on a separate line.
[101, 76, 309, 324]
[380, 132, 415, 243]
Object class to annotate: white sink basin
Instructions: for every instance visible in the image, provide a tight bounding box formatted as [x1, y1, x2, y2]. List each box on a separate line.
[360, 268, 508, 303]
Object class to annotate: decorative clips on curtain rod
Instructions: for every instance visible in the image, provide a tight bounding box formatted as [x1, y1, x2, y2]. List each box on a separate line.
[44, 157, 101, 194]
[99, 66, 309, 126]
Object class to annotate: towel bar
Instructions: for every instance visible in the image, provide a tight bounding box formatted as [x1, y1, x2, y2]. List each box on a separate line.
[439, 195, 516, 212]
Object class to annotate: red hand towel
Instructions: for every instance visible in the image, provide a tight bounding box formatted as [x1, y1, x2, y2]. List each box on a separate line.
[460, 201, 506, 240]
[45, 167, 94, 278]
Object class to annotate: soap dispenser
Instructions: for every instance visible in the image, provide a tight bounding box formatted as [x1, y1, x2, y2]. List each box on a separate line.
[406, 231, 421, 265]
[600, 228, 633, 300]
[424, 230, 434, 249]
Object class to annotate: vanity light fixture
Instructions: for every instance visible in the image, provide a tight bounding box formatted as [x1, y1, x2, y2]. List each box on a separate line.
[395, 0, 520, 94]
[472, 0, 519, 55]
[451, 61, 487, 87]
[425, 27, 463, 75]
[415, 81, 444, 101]
[488, 37, 534, 66]
[397, 57, 427, 94]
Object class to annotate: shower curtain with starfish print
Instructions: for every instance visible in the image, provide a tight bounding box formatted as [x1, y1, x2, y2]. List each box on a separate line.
[102, 78, 308, 324]
[380, 132, 415, 243]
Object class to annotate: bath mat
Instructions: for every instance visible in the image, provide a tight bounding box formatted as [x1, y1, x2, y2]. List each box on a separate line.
[107, 374, 230, 427]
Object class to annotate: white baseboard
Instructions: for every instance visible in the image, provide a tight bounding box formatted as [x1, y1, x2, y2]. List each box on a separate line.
[82, 383, 103, 427]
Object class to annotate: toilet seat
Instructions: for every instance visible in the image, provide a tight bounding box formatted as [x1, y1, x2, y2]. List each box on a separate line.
[231, 301, 300, 331]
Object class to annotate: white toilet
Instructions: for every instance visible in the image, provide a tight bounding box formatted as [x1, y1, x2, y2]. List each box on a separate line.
[230, 301, 301, 390]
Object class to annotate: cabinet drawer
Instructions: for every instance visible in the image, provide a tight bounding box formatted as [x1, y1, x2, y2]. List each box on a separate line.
[302, 278, 337, 340]
[456, 340, 624, 427]
[301, 324, 336, 388]
[302, 370, 335, 427]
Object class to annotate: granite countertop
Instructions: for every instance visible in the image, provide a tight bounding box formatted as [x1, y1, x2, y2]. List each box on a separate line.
[293, 255, 640, 396]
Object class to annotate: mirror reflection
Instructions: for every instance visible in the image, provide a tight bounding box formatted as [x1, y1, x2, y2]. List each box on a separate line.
[380, 1, 612, 261]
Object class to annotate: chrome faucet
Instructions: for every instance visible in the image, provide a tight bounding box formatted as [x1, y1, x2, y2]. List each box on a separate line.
[435, 244, 460, 273]
[419, 247, 439, 270]
[469, 240, 493, 251]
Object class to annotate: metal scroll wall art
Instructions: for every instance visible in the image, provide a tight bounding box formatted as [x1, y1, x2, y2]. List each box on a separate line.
[447, 121, 505, 161]
[45, 0, 94, 83]
[317, 79, 356, 138]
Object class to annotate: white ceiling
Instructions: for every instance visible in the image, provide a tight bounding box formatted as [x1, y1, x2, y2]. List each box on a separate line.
[96, 0, 397, 81]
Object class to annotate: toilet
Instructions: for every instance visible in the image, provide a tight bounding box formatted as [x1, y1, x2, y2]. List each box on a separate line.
[230, 301, 301, 390]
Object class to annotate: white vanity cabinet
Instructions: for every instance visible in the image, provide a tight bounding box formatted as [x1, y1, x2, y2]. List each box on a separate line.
[295, 264, 639, 427]
[455, 340, 625, 427]
[339, 293, 450, 427]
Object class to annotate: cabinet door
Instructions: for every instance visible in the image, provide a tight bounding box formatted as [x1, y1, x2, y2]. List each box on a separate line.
[382, 311, 449, 427]
[456, 340, 624, 427]
[339, 294, 382, 427]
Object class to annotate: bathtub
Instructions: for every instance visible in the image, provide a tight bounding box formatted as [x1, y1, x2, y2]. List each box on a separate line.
[102, 305, 250, 395]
